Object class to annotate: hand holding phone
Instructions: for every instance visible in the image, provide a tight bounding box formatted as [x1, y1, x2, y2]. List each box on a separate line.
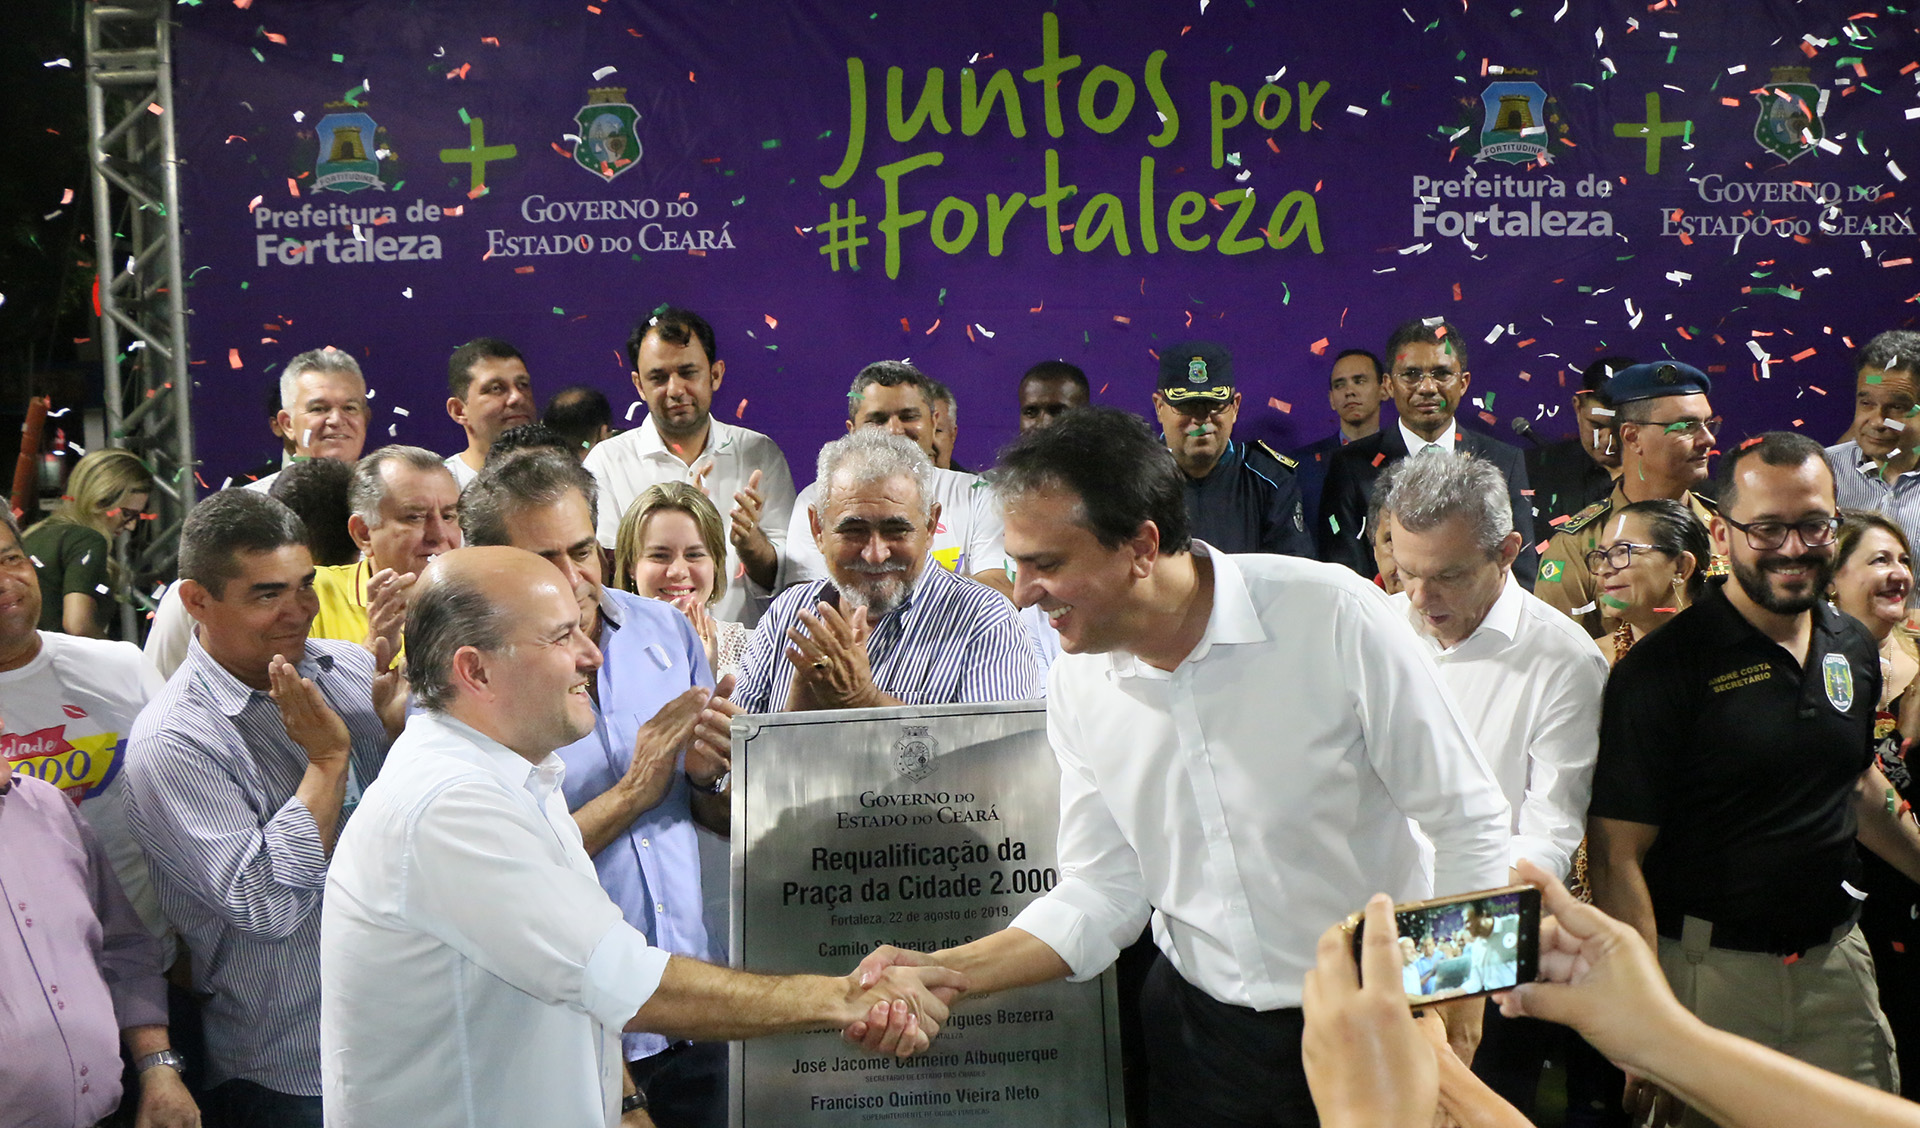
[1347, 884, 1541, 1007]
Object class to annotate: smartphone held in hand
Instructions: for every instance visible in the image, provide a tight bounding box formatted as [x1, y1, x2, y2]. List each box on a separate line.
[1346, 884, 1540, 1006]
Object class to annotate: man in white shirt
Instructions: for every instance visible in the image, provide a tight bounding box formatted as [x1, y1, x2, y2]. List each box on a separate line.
[847, 407, 1510, 1127]
[1380, 447, 1606, 1120]
[787, 360, 1013, 596]
[245, 345, 369, 493]
[443, 337, 537, 489]
[320, 546, 963, 1128]
[584, 307, 795, 627]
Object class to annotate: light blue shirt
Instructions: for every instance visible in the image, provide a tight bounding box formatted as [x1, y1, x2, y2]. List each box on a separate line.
[554, 588, 717, 1062]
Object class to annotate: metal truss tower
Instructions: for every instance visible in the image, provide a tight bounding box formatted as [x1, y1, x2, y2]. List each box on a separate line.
[83, 1, 194, 637]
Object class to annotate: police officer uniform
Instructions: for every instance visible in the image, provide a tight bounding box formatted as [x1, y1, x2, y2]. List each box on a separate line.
[1590, 578, 1898, 1091]
[1535, 362, 1723, 638]
[1158, 344, 1314, 558]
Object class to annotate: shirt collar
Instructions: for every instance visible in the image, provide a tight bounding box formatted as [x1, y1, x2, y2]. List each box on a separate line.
[422, 711, 568, 802]
[1411, 570, 1523, 655]
[1106, 541, 1266, 678]
[186, 631, 336, 718]
[636, 415, 732, 464]
[1399, 419, 1457, 455]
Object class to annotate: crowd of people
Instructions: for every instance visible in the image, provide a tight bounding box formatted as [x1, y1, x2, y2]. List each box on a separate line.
[8, 306, 1920, 1128]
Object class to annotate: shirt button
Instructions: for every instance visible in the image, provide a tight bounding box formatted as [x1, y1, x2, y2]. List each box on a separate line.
[640, 838, 650, 847]
[655, 902, 665, 914]
[79, 1065, 88, 1077]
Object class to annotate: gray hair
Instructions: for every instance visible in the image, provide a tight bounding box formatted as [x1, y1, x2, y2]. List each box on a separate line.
[280, 346, 365, 410]
[1368, 458, 1405, 531]
[1378, 448, 1513, 558]
[459, 448, 599, 547]
[178, 489, 309, 598]
[1858, 330, 1920, 379]
[846, 360, 936, 421]
[926, 378, 958, 425]
[406, 565, 514, 713]
[349, 445, 453, 527]
[814, 429, 934, 519]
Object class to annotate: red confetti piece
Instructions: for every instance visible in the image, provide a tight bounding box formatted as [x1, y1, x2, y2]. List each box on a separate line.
[263, 30, 286, 44]
[1677, 327, 1694, 340]
[550, 142, 570, 157]
[586, 3, 601, 11]
[1721, 97, 1741, 107]
[688, 71, 696, 82]
[1738, 436, 1765, 450]
[1895, 941, 1908, 953]
[1886, 258, 1915, 268]
[1903, 62, 1919, 75]
[228, 348, 242, 369]
[1029, 301, 1044, 313]
[899, 318, 910, 332]
[1112, 315, 1131, 325]
[443, 205, 463, 216]
[481, 36, 500, 46]
[467, 185, 489, 199]
[1309, 338, 1330, 356]
[924, 318, 940, 336]
[1266, 138, 1280, 153]
[147, 103, 164, 115]
[1452, 282, 1463, 301]
[1783, 952, 1802, 964]
[287, 177, 300, 197]
[513, 265, 535, 274]
[1791, 348, 1817, 362]
[1269, 398, 1292, 413]
[1371, 452, 1387, 467]
[735, 398, 748, 419]
[1793, 419, 1805, 427]
[1515, 338, 1536, 348]
[764, 314, 778, 329]
[966, 324, 976, 343]
[1478, 411, 1498, 425]
[1549, 514, 1572, 526]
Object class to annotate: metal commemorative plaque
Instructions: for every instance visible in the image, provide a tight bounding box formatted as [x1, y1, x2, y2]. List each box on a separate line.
[729, 700, 1124, 1127]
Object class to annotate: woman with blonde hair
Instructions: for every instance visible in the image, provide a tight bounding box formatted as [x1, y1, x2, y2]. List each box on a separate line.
[23, 448, 152, 637]
[613, 480, 752, 682]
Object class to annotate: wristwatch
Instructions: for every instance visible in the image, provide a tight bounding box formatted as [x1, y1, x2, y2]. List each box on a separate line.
[621, 1089, 649, 1114]
[136, 1050, 187, 1075]
[689, 769, 731, 795]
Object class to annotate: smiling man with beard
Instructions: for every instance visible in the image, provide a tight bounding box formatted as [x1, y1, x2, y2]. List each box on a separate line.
[1588, 432, 1920, 1124]
[733, 429, 1041, 715]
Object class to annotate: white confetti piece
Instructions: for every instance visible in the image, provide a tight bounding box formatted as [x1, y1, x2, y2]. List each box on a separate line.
[1199, 0, 1209, 11]
[1398, 242, 1433, 255]
[1573, 602, 1598, 615]
[1906, 107, 1920, 121]
[1889, 418, 1908, 432]
[1727, 64, 1747, 75]
[401, 287, 413, 298]
[43, 57, 71, 67]
[293, 110, 305, 123]
[1264, 65, 1287, 82]
[1346, 105, 1368, 116]
[1864, 240, 1876, 257]
[1552, 0, 1568, 20]
[592, 65, 618, 80]
[1747, 339, 1771, 362]
[626, 401, 642, 421]
[1813, 267, 1833, 277]
[1891, 160, 1909, 182]
[1589, 407, 1616, 418]
[1484, 324, 1505, 345]
[973, 323, 996, 338]
[1601, 57, 1617, 74]
[1666, 270, 1693, 284]
[1817, 137, 1842, 154]
[392, 406, 410, 417]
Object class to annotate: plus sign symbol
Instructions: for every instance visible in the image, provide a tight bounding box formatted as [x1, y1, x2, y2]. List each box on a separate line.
[1613, 92, 1692, 175]
[440, 114, 518, 195]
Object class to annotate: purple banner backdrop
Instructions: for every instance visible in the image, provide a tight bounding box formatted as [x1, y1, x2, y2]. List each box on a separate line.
[171, 0, 1917, 488]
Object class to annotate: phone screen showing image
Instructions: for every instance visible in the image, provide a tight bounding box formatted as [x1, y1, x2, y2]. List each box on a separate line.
[1351, 885, 1541, 1006]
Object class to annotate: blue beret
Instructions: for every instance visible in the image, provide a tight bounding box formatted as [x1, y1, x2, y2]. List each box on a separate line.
[1602, 361, 1712, 404]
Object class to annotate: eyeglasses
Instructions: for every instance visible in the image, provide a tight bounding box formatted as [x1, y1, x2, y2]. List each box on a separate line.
[1644, 416, 1723, 439]
[1391, 367, 1462, 388]
[1721, 514, 1840, 551]
[1584, 542, 1669, 573]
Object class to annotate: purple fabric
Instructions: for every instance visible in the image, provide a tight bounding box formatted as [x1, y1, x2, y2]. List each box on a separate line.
[0, 770, 168, 1128]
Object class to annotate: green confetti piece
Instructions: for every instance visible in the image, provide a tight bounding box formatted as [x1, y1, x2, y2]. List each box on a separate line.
[1281, 281, 1291, 305]
[1573, 82, 1594, 90]
[390, 180, 404, 190]
[631, 253, 643, 261]
[1617, 254, 1635, 261]
[1862, 82, 1882, 93]
[731, 196, 746, 206]
[1868, 372, 1884, 384]
[1664, 421, 1691, 434]
[1455, 49, 1467, 60]
[1599, 593, 1630, 610]
[240, 280, 250, 289]
[1485, 390, 1496, 408]
[760, 139, 781, 149]
[1380, 90, 1393, 106]
[1330, 515, 1341, 534]
[1837, 56, 1866, 66]
[251, 47, 264, 62]
[344, 85, 366, 106]
[458, 107, 471, 125]
[331, 53, 344, 63]
[765, 344, 778, 351]
[816, 130, 833, 140]
[1665, 45, 1678, 64]
[552, 306, 565, 315]
[189, 265, 210, 277]
[938, 288, 948, 306]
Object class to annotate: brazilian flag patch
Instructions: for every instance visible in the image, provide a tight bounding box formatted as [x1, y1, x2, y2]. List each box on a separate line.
[1539, 560, 1564, 582]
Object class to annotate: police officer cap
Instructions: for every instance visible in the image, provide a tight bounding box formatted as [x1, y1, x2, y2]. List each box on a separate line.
[1159, 340, 1234, 407]
[1603, 361, 1712, 405]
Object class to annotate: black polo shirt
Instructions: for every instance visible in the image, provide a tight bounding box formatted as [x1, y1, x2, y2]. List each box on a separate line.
[1589, 580, 1879, 953]
[1183, 440, 1313, 558]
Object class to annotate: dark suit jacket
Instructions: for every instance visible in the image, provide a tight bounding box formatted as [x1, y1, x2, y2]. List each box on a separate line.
[1316, 423, 1537, 586]
[1287, 432, 1346, 545]
[1524, 439, 1614, 530]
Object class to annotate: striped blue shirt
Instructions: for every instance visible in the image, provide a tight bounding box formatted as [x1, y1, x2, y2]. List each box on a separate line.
[736, 562, 1043, 714]
[124, 635, 389, 1095]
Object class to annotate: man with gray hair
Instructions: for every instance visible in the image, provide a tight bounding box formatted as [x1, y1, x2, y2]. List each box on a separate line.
[925, 377, 968, 472]
[309, 445, 463, 651]
[247, 346, 370, 492]
[1381, 447, 1606, 1118]
[738, 428, 1041, 715]
[125, 489, 398, 1125]
[1826, 329, 1920, 546]
[786, 361, 1013, 596]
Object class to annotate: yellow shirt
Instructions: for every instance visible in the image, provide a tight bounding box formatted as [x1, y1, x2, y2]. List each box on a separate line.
[311, 559, 372, 646]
